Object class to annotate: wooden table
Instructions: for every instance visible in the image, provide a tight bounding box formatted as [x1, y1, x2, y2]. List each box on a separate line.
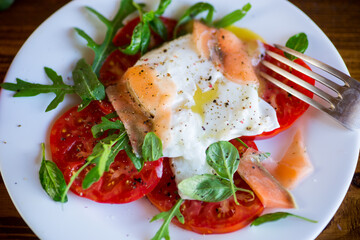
[0, 0, 359, 239]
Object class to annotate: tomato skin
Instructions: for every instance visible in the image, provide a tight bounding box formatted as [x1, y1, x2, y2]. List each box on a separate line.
[246, 43, 315, 140]
[146, 138, 263, 234]
[49, 100, 163, 204]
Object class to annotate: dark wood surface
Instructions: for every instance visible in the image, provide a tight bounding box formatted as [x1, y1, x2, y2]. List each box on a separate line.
[0, 0, 359, 239]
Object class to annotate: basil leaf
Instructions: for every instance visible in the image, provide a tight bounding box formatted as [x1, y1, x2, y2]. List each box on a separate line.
[82, 133, 127, 189]
[91, 117, 124, 138]
[174, 2, 215, 38]
[284, 32, 309, 61]
[150, 16, 168, 40]
[251, 212, 318, 226]
[0, 67, 74, 112]
[178, 174, 233, 202]
[150, 199, 184, 240]
[213, 3, 251, 28]
[206, 141, 240, 179]
[75, 0, 137, 76]
[206, 141, 241, 204]
[39, 143, 68, 202]
[72, 59, 106, 111]
[142, 132, 163, 162]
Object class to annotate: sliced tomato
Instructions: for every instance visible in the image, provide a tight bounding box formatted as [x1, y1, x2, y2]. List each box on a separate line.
[49, 100, 163, 204]
[246, 43, 315, 140]
[99, 17, 177, 87]
[146, 138, 263, 234]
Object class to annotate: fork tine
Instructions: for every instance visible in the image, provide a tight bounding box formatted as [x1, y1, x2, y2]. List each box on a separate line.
[274, 44, 353, 87]
[266, 50, 343, 97]
[262, 60, 337, 109]
[259, 71, 331, 114]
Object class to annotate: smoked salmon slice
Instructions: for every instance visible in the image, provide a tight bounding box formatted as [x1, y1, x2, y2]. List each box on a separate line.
[263, 130, 314, 189]
[192, 21, 259, 85]
[237, 148, 297, 209]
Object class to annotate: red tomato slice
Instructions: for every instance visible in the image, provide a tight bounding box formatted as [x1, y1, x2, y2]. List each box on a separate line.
[99, 17, 177, 87]
[146, 138, 263, 234]
[246, 43, 315, 140]
[49, 100, 163, 204]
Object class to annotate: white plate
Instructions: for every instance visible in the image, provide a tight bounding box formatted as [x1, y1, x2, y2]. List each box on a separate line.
[0, 0, 359, 239]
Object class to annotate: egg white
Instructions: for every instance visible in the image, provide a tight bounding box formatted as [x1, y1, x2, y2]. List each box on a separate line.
[136, 34, 279, 198]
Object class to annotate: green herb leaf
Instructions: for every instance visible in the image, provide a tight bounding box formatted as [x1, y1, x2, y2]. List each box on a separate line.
[154, 0, 171, 16]
[206, 141, 241, 204]
[150, 199, 184, 240]
[150, 16, 168, 40]
[140, 21, 151, 55]
[0, 0, 14, 11]
[142, 132, 163, 162]
[91, 117, 124, 138]
[120, 22, 144, 55]
[0, 68, 74, 112]
[82, 133, 127, 189]
[284, 32, 309, 61]
[124, 138, 144, 171]
[39, 143, 68, 202]
[75, 0, 137, 75]
[213, 3, 251, 28]
[178, 174, 233, 202]
[72, 58, 106, 111]
[251, 212, 318, 226]
[174, 2, 215, 38]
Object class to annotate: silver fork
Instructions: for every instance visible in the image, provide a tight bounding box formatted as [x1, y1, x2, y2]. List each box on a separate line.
[260, 44, 360, 130]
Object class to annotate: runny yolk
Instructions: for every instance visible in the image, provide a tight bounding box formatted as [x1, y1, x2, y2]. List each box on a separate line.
[225, 26, 265, 42]
[191, 83, 219, 122]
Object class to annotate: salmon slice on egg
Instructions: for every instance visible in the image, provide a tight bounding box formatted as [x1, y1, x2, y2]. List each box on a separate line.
[106, 21, 279, 199]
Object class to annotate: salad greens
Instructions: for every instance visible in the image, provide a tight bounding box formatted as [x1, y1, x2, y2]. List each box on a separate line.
[75, 0, 137, 75]
[39, 143, 68, 202]
[178, 141, 254, 204]
[121, 0, 171, 55]
[174, 2, 252, 38]
[150, 199, 185, 240]
[284, 32, 309, 61]
[251, 212, 317, 226]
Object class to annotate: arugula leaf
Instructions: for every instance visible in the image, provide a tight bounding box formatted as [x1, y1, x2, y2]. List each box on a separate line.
[91, 116, 124, 138]
[82, 133, 127, 189]
[75, 0, 137, 75]
[124, 138, 144, 171]
[284, 32, 309, 61]
[121, 0, 172, 55]
[174, 2, 215, 38]
[72, 59, 106, 111]
[150, 199, 184, 240]
[213, 3, 251, 28]
[206, 141, 240, 204]
[39, 143, 68, 202]
[142, 132, 163, 162]
[0, 67, 74, 112]
[251, 212, 318, 226]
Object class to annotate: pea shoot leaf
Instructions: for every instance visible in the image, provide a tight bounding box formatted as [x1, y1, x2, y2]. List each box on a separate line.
[142, 132, 163, 162]
[213, 3, 251, 28]
[39, 143, 68, 202]
[251, 212, 318, 226]
[150, 199, 184, 240]
[284, 32, 309, 61]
